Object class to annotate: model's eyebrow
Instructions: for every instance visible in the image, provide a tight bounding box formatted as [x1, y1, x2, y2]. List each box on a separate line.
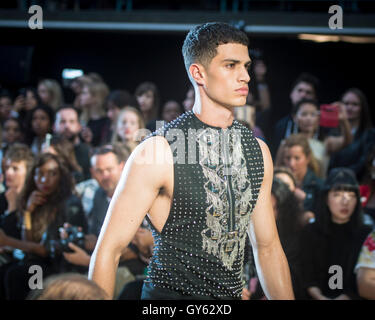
[222, 59, 252, 67]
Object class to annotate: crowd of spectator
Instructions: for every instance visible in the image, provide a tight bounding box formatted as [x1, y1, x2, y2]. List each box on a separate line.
[0, 50, 374, 300]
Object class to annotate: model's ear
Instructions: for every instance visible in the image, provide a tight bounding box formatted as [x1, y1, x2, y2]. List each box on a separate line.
[189, 63, 205, 86]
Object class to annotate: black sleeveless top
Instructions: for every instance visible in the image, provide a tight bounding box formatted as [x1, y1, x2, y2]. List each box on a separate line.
[145, 111, 264, 299]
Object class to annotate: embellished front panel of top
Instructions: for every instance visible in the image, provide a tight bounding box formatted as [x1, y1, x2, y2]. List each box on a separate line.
[196, 126, 253, 271]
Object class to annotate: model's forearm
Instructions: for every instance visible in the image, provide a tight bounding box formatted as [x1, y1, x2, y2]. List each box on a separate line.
[89, 245, 121, 299]
[255, 244, 295, 300]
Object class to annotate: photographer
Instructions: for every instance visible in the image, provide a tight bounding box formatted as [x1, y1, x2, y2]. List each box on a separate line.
[0, 153, 87, 300]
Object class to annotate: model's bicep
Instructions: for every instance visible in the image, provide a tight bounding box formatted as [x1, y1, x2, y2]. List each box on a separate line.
[248, 139, 279, 249]
[96, 137, 171, 256]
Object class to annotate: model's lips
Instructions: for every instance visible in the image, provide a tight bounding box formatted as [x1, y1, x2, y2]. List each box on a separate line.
[340, 209, 349, 214]
[236, 87, 249, 95]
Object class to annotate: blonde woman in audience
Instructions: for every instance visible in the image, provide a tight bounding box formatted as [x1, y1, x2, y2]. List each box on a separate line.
[37, 79, 64, 110]
[275, 133, 323, 214]
[111, 107, 146, 152]
[79, 81, 110, 146]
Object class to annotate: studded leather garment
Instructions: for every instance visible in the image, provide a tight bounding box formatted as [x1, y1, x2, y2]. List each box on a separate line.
[145, 111, 264, 299]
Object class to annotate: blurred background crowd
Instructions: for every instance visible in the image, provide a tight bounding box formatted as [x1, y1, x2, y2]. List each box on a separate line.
[0, 0, 374, 300]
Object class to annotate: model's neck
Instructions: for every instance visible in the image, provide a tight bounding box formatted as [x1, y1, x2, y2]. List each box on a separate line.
[192, 87, 234, 129]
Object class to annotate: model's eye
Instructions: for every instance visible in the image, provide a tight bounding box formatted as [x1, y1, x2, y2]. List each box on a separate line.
[226, 63, 235, 69]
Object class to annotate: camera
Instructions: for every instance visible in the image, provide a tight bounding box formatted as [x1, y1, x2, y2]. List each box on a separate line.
[49, 226, 85, 257]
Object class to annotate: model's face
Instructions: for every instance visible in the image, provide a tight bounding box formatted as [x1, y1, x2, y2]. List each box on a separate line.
[342, 92, 361, 122]
[54, 109, 81, 139]
[162, 101, 181, 123]
[4, 159, 27, 191]
[91, 153, 124, 196]
[327, 190, 357, 224]
[32, 109, 51, 137]
[3, 120, 22, 144]
[34, 159, 61, 195]
[137, 90, 154, 113]
[117, 110, 140, 142]
[295, 103, 319, 135]
[201, 43, 251, 109]
[37, 84, 51, 105]
[290, 82, 315, 106]
[283, 145, 310, 181]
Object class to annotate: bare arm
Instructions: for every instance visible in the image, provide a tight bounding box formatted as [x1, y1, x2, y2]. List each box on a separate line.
[88, 136, 172, 298]
[357, 267, 375, 300]
[247, 139, 295, 300]
[0, 229, 47, 257]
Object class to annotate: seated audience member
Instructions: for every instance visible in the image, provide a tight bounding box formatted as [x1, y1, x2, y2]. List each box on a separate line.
[70, 75, 93, 110]
[0, 153, 87, 300]
[292, 98, 352, 178]
[274, 166, 314, 225]
[0, 90, 14, 123]
[13, 87, 42, 128]
[37, 79, 64, 111]
[105, 90, 137, 143]
[111, 107, 146, 152]
[329, 88, 375, 181]
[271, 73, 319, 157]
[355, 230, 375, 300]
[182, 85, 194, 112]
[360, 146, 375, 223]
[0, 144, 34, 253]
[242, 178, 305, 300]
[161, 100, 183, 124]
[79, 81, 110, 147]
[24, 105, 55, 155]
[300, 168, 372, 300]
[276, 133, 323, 214]
[28, 273, 108, 300]
[41, 135, 84, 183]
[62, 145, 153, 297]
[0, 118, 24, 173]
[135, 81, 161, 132]
[54, 106, 91, 180]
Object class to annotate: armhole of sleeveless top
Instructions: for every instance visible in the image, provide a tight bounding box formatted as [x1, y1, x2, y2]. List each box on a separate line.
[144, 136, 176, 237]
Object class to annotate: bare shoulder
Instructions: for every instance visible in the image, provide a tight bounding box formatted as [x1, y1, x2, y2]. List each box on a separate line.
[255, 138, 273, 182]
[124, 135, 173, 190]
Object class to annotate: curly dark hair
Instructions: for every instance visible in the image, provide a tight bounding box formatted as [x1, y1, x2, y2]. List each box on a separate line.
[18, 153, 74, 242]
[182, 22, 249, 73]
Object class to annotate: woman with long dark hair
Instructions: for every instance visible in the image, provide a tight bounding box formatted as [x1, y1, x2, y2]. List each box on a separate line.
[329, 88, 375, 180]
[300, 167, 372, 300]
[0, 153, 87, 299]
